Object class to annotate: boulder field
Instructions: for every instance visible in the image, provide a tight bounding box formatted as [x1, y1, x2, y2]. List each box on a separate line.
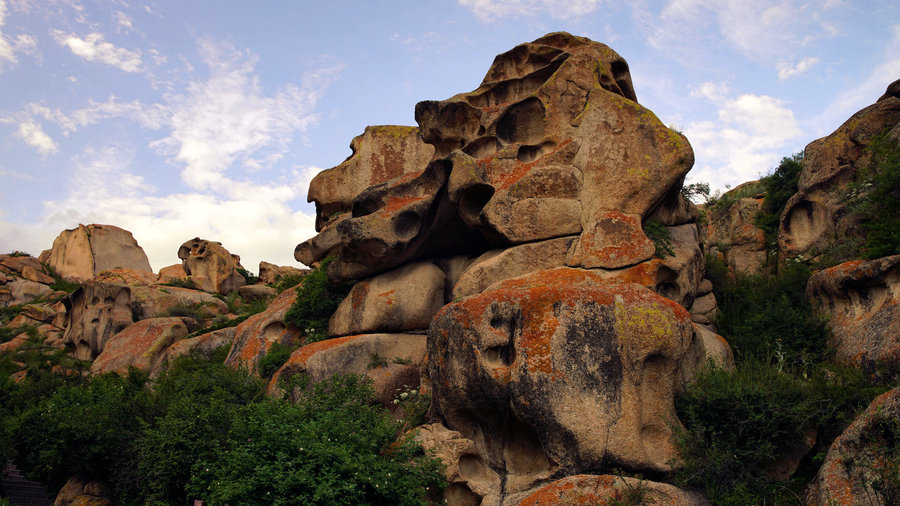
[2, 31, 898, 506]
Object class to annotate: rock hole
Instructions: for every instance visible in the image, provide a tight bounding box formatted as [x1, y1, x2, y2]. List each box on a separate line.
[351, 196, 381, 218]
[463, 137, 502, 159]
[610, 59, 636, 101]
[496, 97, 546, 145]
[459, 184, 495, 224]
[393, 210, 421, 240]
[458, 454, 492, 482]
[516, 141, 557, 163]
[444, 483, 480, 506]
[502, 414, 553, 475]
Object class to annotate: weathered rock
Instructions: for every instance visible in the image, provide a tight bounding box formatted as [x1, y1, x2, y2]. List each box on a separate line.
[156, 263, 188, 284]
[237, 284, 277, 301]
[177, 238, 246, 294]
[258, 261, 307, 285]
[154, 326, 235, 376]
[21, 264, 55, 285]
[91, 317, 193, 374]
[268, 333, 426, 407]
[93, 268, 158, 286]
[54, 476, 113, 506]
[6, 279, 53, 305]
[452, 237, 576, 299]
[307, 125, 435, 231]
[806, 387, 900, 506]
[646, 180, 701, 226]
[130, 285, 228, 323]
[779, 79, 900, 260]
[807, 255, 900, 380]
[0, 254, 48, 277]
[328, 262, 445, 337]
[225, 286, 301, 373]
[417, 32, 692, 268]
[0, 334, 29, 353]
[427, 267, 721, 493]
[46, 224, 152, 281]
[62, 282, 133, 360]
[414, 423, 502, 506]
[704, 183, 768, 274]
[513, 474, 710, 505]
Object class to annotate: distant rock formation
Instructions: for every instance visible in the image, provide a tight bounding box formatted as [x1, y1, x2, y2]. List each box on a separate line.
[44, 224, 152, 281]
[177, 237, 246, 295]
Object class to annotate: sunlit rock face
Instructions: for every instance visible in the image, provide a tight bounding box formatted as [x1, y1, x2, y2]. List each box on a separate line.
[177, 237, 246, 295]
[45, 224, 153, 281]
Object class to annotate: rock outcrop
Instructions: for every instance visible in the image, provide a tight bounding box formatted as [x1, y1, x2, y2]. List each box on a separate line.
[515, 474, 710, 505]
[703, 181, 769, 274]
[779, 79, 900, 260]
[807, 255, 900, 381]
[177, 238, 246, 294]
[806, 387, 900, 506]
[91, 317, 194, 374]
[62, 282, 134, 360]
[45, 224, 152, 281]
[224, 286, 302, 373]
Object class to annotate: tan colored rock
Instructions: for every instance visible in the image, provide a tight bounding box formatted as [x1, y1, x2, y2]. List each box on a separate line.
[0, 254, 47, 276]
[514, 474, 710, 505]
[224, 286, 301, 374]
[177, 238, 246, 294]
[238, 284, 276, 301]
[91, 317, 193, 374]
[779, 79, 900, 260]
[452, 236, 576, 299]
[268, 333, 426, 407]
[62, 282, 133, 360]
[328, 262, 445, 337]
[21, 264, 55, 285]
[427, 267, 713, 491]
[258, 261, 307, 285]
[307, 125, 435, 231]
[130, 285, 228, 323]
[704, 183, 768, 274]
[54, 476, 113, 506]
[93, 268, 157, 286]
[46, 224, 152, 281]
[647, 181, 701, 226]
[414, 423, 502, 506]
[157, 264, 188, 284]
[806, 387, 900, 506]
[0, 334, 29, 353]
[807, 255, 900, 380]
[7, 279, 53, 305]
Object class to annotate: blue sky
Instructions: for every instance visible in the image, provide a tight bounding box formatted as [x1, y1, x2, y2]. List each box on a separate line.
[0, 0, 898, 272]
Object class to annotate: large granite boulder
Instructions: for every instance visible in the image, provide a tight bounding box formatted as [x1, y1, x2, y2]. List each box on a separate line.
[779, 79, 900, 261]
[91, 317, 193, 374]
[806, 387, 900, 506]
[45, 224, 152, 281]
[427, 267, 731, 496]
[177, 238, 246, 294]
[704, 181, 768, 274]
[224, 286, 301, 374]
[306, 125, 435, 231]
[62, 282, 133, 360]
[297, 32, 694, 281]
[807, 255, 900, 381]
[514, 474, 710, 505]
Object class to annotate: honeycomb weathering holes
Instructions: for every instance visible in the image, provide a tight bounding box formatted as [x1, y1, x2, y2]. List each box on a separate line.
[496, 97, 546, 145]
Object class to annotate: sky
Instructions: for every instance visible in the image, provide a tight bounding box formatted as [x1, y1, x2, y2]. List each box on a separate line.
[0, 0, 897, 272]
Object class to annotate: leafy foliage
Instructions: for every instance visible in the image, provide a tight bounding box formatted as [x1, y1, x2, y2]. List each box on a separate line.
[284, 257, 353, 340]
[187, 375, 444, 505]
[257, 341, 295, 378]
[849, 132, 900, 259]
[681, 181, 711, 203]
[754, 153, 803, 252]
[237, 267, 260, 285]
[274, 272, 306, 294]
[644, 220, 675, 258]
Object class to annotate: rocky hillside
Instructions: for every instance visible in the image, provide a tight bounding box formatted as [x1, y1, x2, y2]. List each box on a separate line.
[2, 32, 898, 505]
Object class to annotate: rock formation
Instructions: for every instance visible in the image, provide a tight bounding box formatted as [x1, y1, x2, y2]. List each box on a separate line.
[807, 255, 900, 381]
[44, 224, 153, 281]
[703, 181, 769, 274]
[62, 282, 134, 360]
[779, 78, 900, 261]
[177, 238, 246, 294]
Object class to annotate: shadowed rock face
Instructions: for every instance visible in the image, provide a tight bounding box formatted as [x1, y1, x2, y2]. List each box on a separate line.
[62, 282, 134, 360]
[177, 238, 245, 295]
[296, 32, 694, 280]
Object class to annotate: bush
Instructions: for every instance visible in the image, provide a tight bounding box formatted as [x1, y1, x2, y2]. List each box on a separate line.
[257, 341, 295, 378]
[710, 259, 828, 367]
[237, 267, 259, 285]
[274, 273, 306, 294]
[752, 153, 803, 256]
[187, 375, 444, 505]
[644, 220, 675, 258]
[284, 257, 353, 339]
[849, 132, 900, 259]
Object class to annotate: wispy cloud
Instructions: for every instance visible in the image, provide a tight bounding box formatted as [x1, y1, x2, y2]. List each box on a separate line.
[15, 119, 58, 154]
[777, 56, 819, 80]
[458, 0, 604, 21]
[52, 29, 142, 72]
[685, 82, 802, 190]
[0, 0, 37, 72]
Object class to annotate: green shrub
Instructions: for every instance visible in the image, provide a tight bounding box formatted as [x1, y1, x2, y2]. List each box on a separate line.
[284, 257, 352, 339]
[644, 220, 675, 258]
[8, 250, 31, 257]
[186, 375, 445, 505]
[274, 273, 306, 294]
[710, 259, 827, 366]
[753, 153, 803, 256]
[167, 301, 204, 320]
[237, 267, 259, 285]
[42, 264, 80, 294]
[681, 181, 711, 203]
[849, 132, 900, 259]
[257, 341, 295, 378]
[162, 278, 197, 289]
[707, 181, 765, 213]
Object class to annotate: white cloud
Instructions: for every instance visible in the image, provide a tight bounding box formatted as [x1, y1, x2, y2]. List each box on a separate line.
[777, 57, 819, 80]
[0, 0, 37, 71]
[113, 11, 132, 32]
[459, 0, 604, 21]
[0, 166, 33, 180]
[684, 83, 801, 191]
[151, 38, 341, 193]
[15, 120, 58, 154]
[52, 30, 142, 72]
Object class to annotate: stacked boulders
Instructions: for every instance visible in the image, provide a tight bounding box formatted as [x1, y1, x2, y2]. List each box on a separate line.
[276, 32, 733, 504]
